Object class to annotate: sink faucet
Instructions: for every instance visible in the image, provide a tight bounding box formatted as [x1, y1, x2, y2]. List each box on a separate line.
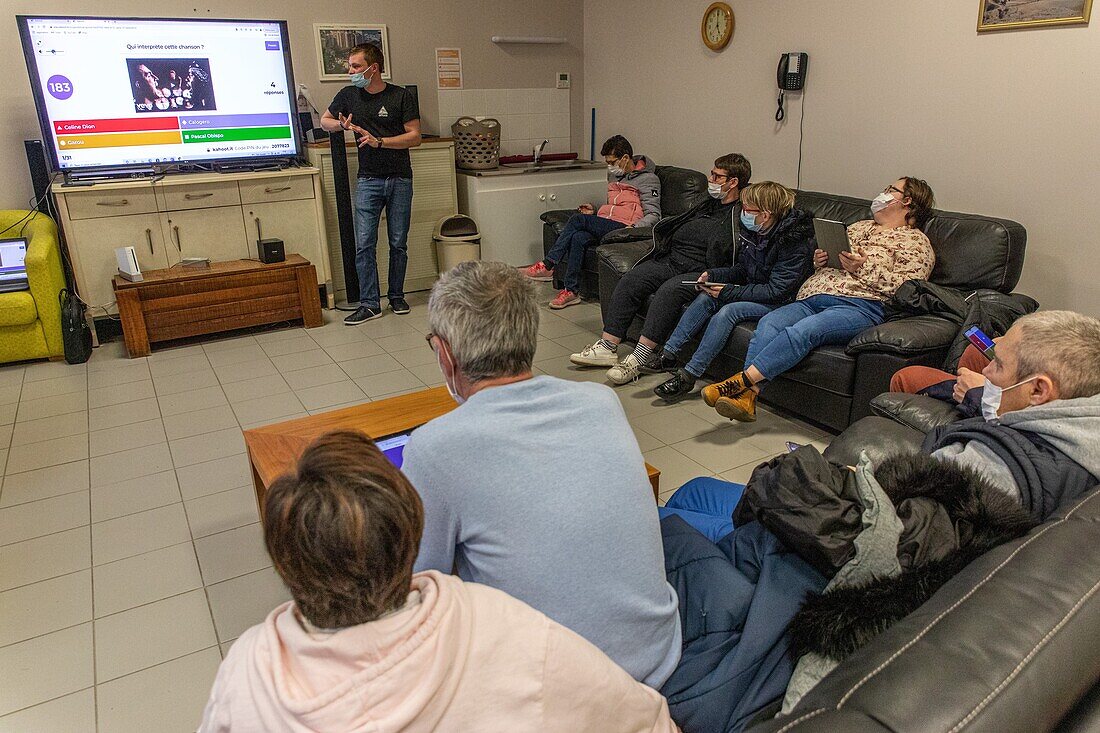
[533, 139, 549, 165]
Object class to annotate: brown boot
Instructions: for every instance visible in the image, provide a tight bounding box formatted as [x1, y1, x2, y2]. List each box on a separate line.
[702, 372, 750, 407]
[715, 385, 758, 422]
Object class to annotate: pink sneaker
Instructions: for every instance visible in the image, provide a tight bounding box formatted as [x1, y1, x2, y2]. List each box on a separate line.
[520, 261, 554, 282]
[549, 289, 581, 309]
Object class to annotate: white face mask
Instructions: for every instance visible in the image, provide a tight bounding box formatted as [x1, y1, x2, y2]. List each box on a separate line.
[607, 165, 624, 178]
[436, 346, 465, 405]
[707, 181, 725, 199]
[981, 376, 1037, 421]
[870, 192, 896, 214]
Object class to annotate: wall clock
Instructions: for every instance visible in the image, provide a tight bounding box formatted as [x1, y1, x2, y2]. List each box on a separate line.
[702, 2, 734, 51]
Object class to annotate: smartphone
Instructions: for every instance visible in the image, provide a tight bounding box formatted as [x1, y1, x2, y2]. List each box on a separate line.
[964, 326, 996, 360]
[785, 441, 801, 453]
[682, 281, 729, 288]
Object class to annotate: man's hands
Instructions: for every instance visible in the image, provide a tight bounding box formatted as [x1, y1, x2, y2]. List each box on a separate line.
[696, 271, 723, 298]
[953, 367, 986, 403]
[813, 249, 828, 269]
[838, 250, 867, 275]
[578, 203, 595, 214]
[338, 113, 383, 148]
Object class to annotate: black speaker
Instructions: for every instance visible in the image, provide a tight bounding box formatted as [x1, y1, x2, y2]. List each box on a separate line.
[24, 139, 60, 221]
[257, 238, 285, 264]
[329, 131, 359, 308]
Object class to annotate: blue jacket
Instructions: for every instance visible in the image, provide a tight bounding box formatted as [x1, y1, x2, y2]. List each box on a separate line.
[660, 515, 826, 733]
[706, 207, 815, 306]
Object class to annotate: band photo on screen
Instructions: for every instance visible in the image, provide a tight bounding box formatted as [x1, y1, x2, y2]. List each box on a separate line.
[127, 58, 216, 113]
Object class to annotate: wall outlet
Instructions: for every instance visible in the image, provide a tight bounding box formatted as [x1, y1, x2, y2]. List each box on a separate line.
[556, 72, 571, 89]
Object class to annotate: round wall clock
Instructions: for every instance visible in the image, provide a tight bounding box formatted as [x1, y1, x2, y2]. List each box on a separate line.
[702, 2, 734, 51]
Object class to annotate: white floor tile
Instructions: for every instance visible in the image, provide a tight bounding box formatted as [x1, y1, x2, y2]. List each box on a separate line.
[91, 504, 191, 566]
[91, 470, 181, 523]
[632, 408, 718, 445]
[642, 446, 716, 495]
[0, 688, 95, 733]
[87, 360, 149, 388]
[22, 361, 85, 383]
[5, 435, 88, 475]
[204, 344, 267, 368]
[170, 427, 246, 468]
[212, 358, 278, 385]
[95, 647, 221, 733]
[230, 392, 304, 426]
[281, 363, 348, 390]
[322, 339, 385, 363]
[176, 454, 252, 501]
[19, 374, 87, 401]
[670, 426, 775, 474]
[87, 379, 156, 410]
[89, 418, 166, 458]
[185, 486, 259, 539]
[0, 461, 88, 508]
[194, 523, 270, 585]
[153, 369, 220, 397]
[157, 386, 228, 417]
[221, 374, 291, 404]
[338, 353, 404, 379]
[0, 623, 93, 716]
[162, 405, 239, 441]
[148, 353, 211, 378]
[0, 527, 90, 592]
[258, 333, 317, 357]
[0, 493, 89, 547]
[93, 542, 202, 618]
[293, 380, 367, 411]
[353, 370, 426, 398]
[10, 411, 88, 447]
[90, 442, 173, 487]
[373, 332, 430, 354]
[270, 349, 334, 373]
[389, 345, 438, 369]
[15, 393, 88, 422]
[407, 363, 446, 387]
[0, 403, 15, 427]
[0, 570, 92, 647]
[88, 397, 160, 431]
[206, 567, 289, 643]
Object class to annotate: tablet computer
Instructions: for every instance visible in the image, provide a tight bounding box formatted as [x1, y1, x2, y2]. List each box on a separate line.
[376, 430, 413, 469]
[812, 219, 850, 269]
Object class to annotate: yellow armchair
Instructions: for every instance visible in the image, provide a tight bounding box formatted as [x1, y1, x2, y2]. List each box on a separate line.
[0, 210, 66, 364]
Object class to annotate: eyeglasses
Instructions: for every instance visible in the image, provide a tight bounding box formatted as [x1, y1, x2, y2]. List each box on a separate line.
[709, 171, 730, 182]
[883, 185, 904, 195]
[425, 332, 436, 351]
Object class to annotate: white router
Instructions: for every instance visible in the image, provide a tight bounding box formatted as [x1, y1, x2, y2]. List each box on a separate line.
[115, 246, 143, 282]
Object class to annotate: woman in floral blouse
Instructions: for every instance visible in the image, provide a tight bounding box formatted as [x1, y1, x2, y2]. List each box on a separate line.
[705, 177, 936, 421]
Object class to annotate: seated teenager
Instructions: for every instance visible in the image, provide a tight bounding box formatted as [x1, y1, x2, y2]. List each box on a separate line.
[569, 153, 751, 384]
[522, 135, 661, 309]
[199, 431, 680, 733]
[401, 261, 681, 688]
[653, 182, 814, 402]
[706, 177, 936, 422]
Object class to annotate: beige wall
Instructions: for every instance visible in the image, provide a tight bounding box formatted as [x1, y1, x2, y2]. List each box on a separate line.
[584, 0, 1100, 313]
[0, 0, 583, 206]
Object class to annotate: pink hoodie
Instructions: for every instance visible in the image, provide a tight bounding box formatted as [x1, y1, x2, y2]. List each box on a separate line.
[199, 571, 680, 733]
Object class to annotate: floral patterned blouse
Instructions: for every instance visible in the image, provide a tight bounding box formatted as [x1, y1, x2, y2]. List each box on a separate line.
[797, 220, 934, 302]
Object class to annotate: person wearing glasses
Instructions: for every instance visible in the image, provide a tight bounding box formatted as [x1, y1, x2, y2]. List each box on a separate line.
[570, 154, 752, 385]
[706, 177, 936, 422]
[400, 261, 682, 689]
[652, 182, 815, 402]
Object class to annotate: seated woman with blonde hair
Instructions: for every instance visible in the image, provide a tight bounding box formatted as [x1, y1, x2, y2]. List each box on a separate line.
[199, 430, 679, 733]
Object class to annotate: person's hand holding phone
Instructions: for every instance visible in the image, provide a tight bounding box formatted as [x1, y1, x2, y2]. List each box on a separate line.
[813, 249, 829, 269]
[696, 272, 723, 299]
[578, 203, 595, 214]
[838, 250, 867, 274]
[953, 367, 986, 403]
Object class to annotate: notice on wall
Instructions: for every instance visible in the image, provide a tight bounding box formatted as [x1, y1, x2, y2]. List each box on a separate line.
[436, 48, 463, 89]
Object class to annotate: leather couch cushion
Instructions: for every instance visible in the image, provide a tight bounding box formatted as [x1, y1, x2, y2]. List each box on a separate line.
[727, 322, 855, 395]
[0, 292, 38, 327]
[870, 392, 962, 434]
[655, 165, 709, 216]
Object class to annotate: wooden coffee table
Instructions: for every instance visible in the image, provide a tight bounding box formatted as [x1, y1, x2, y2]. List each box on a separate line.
[244, 385, 661, 514]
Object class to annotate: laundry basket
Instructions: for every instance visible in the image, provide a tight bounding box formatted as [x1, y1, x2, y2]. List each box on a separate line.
[433, 215, 481, 273]
[451, 116, 501, 170]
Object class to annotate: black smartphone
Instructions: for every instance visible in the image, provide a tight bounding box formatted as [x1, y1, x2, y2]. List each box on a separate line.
[964, 326, 996, 360]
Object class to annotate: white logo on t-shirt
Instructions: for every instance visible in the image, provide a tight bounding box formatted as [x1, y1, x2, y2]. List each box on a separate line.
[378, 106, 389, 118]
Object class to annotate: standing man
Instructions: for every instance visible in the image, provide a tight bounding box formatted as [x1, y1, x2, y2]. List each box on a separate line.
[321, 44, 422, 324]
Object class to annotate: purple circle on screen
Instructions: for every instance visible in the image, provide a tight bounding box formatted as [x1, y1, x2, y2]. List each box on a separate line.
[47, 75, 74, 100]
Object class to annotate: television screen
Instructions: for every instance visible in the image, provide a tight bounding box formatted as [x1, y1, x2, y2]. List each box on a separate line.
[17, 16, 301, 172]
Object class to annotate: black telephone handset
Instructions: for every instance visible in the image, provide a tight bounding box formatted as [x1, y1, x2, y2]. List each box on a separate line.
[775, 52, 808, 121]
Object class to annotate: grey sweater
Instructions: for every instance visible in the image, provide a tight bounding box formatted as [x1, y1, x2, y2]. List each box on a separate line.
[402, 375, 682, 688]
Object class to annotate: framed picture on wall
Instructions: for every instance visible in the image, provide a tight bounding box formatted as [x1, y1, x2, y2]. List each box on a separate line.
[977, 0, 1093, 31]
[314, 24, 391, 81]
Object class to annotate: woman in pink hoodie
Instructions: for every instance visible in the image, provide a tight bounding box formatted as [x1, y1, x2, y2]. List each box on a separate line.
[199, 430, 679, 733]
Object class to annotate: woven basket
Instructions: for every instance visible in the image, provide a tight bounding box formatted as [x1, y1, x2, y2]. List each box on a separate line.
[452, 116, 502, 170]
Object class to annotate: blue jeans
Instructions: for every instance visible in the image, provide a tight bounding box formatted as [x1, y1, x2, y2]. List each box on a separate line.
[658, 477, 746, 542]
[664, 294, 777, 378]
[353, 176, 413, 309]
[745, 294, 885, 380]
[544, 213, 624, 292]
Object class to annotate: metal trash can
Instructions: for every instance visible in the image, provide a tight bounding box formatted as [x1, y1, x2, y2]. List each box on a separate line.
[433, 215, 481, 273]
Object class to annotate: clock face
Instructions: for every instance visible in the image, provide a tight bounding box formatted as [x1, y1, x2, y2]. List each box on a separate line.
[701, 3, 733, 50]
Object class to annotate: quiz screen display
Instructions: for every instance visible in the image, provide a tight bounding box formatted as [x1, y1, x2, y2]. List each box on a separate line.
[24, 17, 297, 169]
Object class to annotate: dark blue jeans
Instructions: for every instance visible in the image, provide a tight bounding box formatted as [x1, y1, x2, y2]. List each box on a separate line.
[353, 175, 413, 309]
[664, 294, 777, 378]
[745, 294, 885, 380]
[544, 213, 624, 292]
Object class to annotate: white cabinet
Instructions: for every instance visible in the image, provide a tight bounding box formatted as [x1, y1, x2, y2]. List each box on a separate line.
[54, 168, 331, 315]
[456, 168, 607, 266]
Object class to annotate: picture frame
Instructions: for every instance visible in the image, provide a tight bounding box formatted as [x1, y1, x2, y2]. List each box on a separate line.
[314, 23, 391, 81]
[977, 0, 1093, 32]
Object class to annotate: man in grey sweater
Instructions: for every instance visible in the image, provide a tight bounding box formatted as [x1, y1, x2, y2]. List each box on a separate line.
[402, 260, 681, 688]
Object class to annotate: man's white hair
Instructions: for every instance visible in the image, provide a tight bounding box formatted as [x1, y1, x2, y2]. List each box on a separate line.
[1013, 310, 1100, 399]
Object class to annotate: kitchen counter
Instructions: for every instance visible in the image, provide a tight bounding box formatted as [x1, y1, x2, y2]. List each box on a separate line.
[457, 160, 605, 177]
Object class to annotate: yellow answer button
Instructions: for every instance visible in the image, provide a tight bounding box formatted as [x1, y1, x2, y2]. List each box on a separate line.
[56, 130, 183, 149]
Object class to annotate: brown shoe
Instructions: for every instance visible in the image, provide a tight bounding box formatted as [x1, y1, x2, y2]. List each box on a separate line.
[702, 372, 750, 407]
[716, 386, 758, 422]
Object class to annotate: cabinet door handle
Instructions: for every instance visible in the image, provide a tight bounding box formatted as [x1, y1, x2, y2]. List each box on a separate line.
[264, 186, 292, 194]
[550, 194, 558, 201]
[144, 228, 154, 256]
[96, 199, 130, 207]
[172, 225, 182, 252]
[254, 217, 263, 240]
[184, 192, 214, 200]
[538, 194, 546, 201]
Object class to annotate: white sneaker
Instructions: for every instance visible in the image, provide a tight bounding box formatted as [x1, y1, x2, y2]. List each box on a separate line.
[570, 341, 618, 367]
[606, 354, 642, 385]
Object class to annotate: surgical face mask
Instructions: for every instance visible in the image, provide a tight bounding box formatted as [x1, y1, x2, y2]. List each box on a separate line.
[740, 210, 765, 233]
[707, 181, 725, 199]
[608, 165, 625, 178]
[981, 375, 1037, 421]
[870, 192, 897, 214]
[436, 346, 465, 405]
[350, 67, 373, 88]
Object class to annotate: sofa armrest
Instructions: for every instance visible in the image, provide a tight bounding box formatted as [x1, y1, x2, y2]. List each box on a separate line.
[602, 225, 653, 245]
[540, 208, 578, 232]
[846, 315, 958, 356]
[596, 239, 651, 274]
[23, 214, 66, 358]
[822, 416, 924, 468]
[870, 392, 962, 434]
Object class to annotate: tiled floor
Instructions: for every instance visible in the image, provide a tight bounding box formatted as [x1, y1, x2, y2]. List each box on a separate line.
[0, 285, 830, 731]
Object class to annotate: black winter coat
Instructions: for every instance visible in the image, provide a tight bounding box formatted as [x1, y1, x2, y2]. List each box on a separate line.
[650, 198, 742, 270]
[706, 208, 815, 307]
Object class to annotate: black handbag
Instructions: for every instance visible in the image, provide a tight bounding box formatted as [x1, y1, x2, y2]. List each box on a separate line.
[59, 288, 92, 364]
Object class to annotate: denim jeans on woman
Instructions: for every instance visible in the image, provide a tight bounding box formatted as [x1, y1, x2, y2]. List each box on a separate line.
[353, 175, 413, 309]
[544, 213, 625, 292]
[664, 294, 776, 378]
[745, 294, 885, 379]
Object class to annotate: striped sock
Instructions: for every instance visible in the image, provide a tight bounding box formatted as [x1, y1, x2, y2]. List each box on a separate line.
[631, 342, 655, 365]
[597, 339, 617, 353]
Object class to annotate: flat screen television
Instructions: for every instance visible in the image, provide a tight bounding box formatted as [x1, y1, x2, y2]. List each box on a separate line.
[17, 15, 302, 175]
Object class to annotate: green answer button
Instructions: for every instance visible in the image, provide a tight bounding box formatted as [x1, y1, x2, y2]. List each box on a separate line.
[181, 125, 292, 143]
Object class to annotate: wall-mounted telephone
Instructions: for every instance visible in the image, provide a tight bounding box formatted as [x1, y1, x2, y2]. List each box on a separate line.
[775, 52, 808, 122]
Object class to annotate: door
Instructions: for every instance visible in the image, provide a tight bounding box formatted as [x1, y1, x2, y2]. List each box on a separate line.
[65, 212, 170, 312]
[246, 200, 324, 278]
[163, 206, 249, 265]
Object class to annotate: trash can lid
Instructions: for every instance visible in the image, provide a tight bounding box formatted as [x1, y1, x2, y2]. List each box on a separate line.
[434, 214, 479, 238]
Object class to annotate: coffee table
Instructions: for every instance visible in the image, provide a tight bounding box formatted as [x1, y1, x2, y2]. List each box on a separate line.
[244, 385, 661, 514]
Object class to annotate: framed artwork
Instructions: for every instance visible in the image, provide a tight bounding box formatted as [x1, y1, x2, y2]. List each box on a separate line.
[978, 0, 1093, 31]
[314, 23, 391, 81]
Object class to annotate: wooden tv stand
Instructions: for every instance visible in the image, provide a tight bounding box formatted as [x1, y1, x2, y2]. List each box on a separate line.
[113, 255, 322, 357]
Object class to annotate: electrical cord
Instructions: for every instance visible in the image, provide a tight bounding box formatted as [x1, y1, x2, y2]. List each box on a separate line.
[797, 83, 807, 190]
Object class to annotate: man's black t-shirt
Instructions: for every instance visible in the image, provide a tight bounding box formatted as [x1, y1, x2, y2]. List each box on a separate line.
[328, 83, 420, 179]
[665, 199, 735, 267]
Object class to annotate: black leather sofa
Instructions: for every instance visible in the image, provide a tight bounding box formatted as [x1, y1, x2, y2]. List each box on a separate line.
[741, 400, 1100, 731]
[539, 165, 709, 299]
[597, 187, 1029, 432]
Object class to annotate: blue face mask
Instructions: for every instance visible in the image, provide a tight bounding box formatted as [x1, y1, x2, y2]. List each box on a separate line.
[350, 68, 372, 88]
[740, 210, 764, 233]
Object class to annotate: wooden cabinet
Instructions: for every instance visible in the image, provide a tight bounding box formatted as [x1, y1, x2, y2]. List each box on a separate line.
[54, 168, 331, 315]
